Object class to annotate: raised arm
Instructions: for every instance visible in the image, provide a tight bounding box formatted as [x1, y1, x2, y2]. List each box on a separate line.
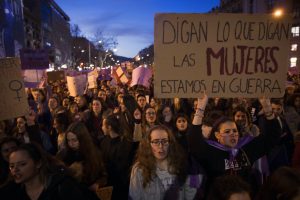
[192, 93, 208, 126]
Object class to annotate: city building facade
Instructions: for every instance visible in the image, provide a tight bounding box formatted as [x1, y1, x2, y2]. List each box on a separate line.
[0, 0, 72, 67]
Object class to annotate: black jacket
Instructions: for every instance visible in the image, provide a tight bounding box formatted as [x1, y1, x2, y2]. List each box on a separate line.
[7, 172, 99, 200]
[187, 117, 282, 191]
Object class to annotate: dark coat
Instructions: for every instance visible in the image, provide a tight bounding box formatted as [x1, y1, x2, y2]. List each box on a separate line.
[5, 172, 99, 200]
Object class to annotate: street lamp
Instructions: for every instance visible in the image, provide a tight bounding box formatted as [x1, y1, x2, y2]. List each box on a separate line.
[273, 8, 283, 17]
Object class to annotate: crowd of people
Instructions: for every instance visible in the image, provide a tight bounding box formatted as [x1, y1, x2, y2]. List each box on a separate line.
[0, 77, 300, 200]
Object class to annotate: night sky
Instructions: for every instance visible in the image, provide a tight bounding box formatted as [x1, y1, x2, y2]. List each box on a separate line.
[56, 0, 219, 57]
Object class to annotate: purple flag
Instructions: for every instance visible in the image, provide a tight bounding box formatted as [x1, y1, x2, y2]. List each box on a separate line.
[130, 66, 152, 88]
[20, 49, 49, 69]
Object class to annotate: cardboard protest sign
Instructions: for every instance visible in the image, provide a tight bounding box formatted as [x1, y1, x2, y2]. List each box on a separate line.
[22, 69, 46, 88]
[112, 66, 130, 84]
[20, 49, 49, 69]
[0, 58, 29, 120]
[99, 68, 111, 80]
[88, 69, 98, 89]
[66, 74, 87, 97]
[47, 71, 65, 84]
[131, 66, 152, 88]
[154, 13, 292, 98]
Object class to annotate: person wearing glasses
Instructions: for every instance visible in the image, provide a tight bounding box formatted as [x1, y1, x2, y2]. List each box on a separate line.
[133, 106, 160, 141]
[129, 125, 203, 200]
[188, 94, 283, 196]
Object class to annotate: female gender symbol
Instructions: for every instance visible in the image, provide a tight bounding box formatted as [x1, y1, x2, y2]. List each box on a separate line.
[9, 80, 23, 101]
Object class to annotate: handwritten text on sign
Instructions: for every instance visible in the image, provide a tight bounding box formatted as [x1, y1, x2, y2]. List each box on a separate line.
[154, 13, 291, 98]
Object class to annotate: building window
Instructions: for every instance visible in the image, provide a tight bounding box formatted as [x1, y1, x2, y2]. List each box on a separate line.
[291, 44, 298, 51]
[290, 57, 297, 67]
[291, 26, 300, 37]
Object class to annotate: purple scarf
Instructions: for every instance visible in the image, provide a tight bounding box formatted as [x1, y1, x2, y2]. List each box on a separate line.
[205, 135, 254, 161]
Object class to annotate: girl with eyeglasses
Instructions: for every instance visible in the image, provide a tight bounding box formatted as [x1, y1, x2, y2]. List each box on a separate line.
[129, 125, 204, 200]
[133, 106, 160, 141]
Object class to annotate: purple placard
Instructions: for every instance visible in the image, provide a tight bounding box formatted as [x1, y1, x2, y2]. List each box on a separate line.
[20, 49, 49, 69]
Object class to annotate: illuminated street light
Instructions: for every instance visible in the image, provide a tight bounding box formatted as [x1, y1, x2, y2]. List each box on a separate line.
[81, 49, 85, 53]
[273, 8, 283, 17]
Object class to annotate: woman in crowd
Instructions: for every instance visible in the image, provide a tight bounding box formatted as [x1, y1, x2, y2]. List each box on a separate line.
[232, 106, 271, 187]
[48, 96, 64, 119]
[129, 125, 203, 199]
[133, 106, 159, 141]
[29, 89, 48, 113]
[157, 104, 174, 130]
[284, 93, 300, 136]
[100, 114, 135, 200]
[13, 109, 53, 153]
[67, 102, 80, 123]
[136, 94, 148, 112]
[75, 95, 89, 113]
[49, 113, 69, 154]
[0, 137, 19, 186]
[113, 95, 136, 141]
[62, 97, 70, 110]
[98, 88, 115, 109]
[172, 113, 190, 150]
[85, 97, 106, 145]
[149, 97, 161, 113]
[232, 106, 260, 137]
[188, 94, 282, 195]
[8, 143, 99, 200]
[56, 122, 107, 193]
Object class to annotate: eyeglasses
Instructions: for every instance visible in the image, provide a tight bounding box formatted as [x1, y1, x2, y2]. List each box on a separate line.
[150, 139, 169, 147]
[146, 112, 156, 116]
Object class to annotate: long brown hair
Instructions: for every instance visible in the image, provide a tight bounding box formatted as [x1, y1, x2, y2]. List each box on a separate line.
[134, 125, 187, 188]
[65, 122, 106, 185]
